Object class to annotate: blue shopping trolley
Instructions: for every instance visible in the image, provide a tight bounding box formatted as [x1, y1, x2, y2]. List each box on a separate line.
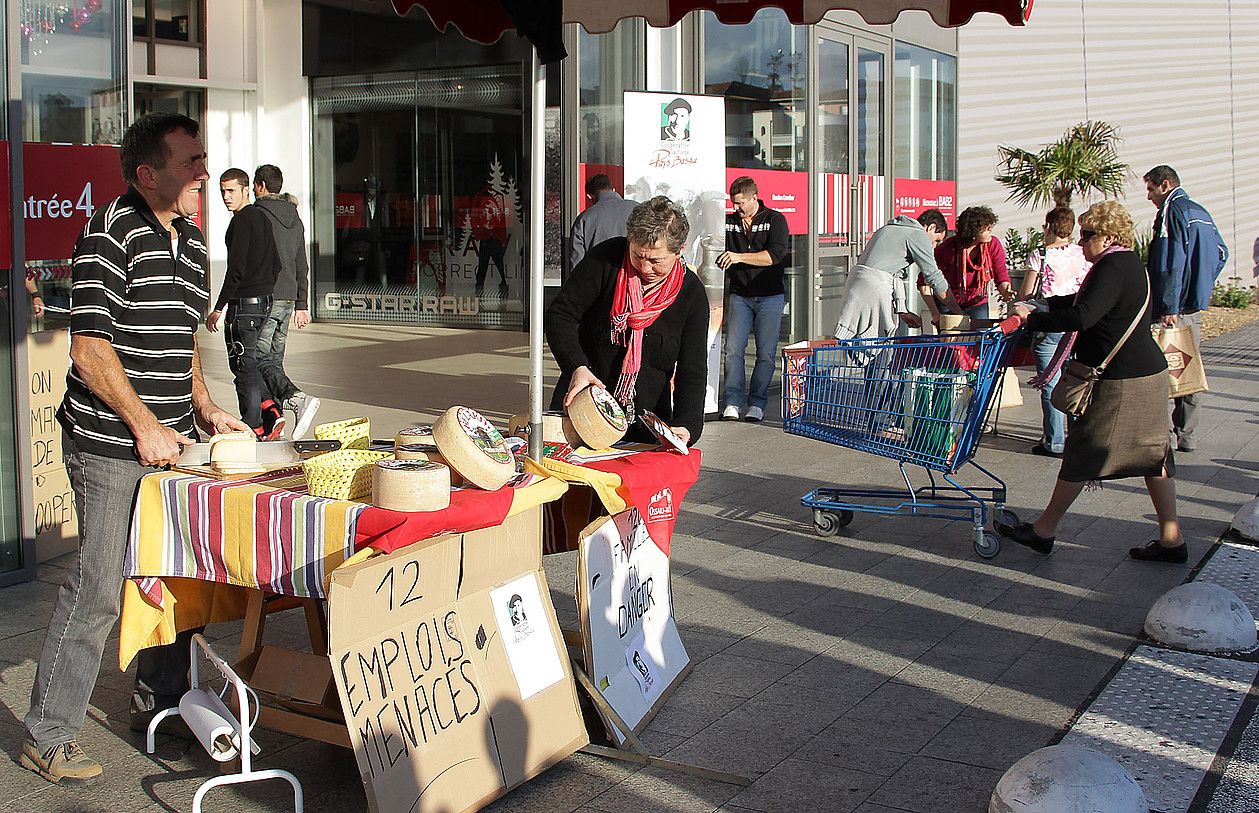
[782, 324, 1021, 559]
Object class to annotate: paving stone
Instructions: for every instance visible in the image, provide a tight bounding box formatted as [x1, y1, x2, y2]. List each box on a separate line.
[729, 757, 881, 813]
[920, 711, 1059, 771]
[827, 682, 967, 755]
[868, 755, 1003, 813]
[685, 653, 795, 700]
[585, 765, 741, 813]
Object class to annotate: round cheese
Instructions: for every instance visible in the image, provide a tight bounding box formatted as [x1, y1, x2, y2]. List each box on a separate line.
[506, 411, 566, 443]
[432, 406, 515, 490]
[208, 431, 259, 468]
[371, 459, 451, 512]
[394, 424, 435, 450]
[395, 443, 464, 486]
[567, 384, 628, 450]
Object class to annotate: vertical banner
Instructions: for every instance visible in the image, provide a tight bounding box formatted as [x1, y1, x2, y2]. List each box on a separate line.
[623, 92, 727, 414]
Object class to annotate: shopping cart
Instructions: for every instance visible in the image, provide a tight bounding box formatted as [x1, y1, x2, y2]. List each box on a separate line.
[782, 324, 1021, 559]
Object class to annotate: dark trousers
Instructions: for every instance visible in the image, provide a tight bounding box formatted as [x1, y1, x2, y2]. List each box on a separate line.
[225, 298, 272, 431]
[475, 238, 508, 289]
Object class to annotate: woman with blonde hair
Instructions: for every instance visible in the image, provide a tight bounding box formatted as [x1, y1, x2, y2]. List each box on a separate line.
[1000, 200, 1184, 562]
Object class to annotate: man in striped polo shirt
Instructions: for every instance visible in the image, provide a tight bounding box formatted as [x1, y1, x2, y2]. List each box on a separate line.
[21, 113, 249, 787]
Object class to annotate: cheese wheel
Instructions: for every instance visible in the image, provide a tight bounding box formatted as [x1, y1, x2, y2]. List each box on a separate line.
[371, 459, 451, 512]
[506, 411, 566, 443]
[208, 431, 258, 466]
[395, 443, 465, 485]
[567, 384, 628, 449]
[432, 406, 515, 490]
[394, 424, 435, 450]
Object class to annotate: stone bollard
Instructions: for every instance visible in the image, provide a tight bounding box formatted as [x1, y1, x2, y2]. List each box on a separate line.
[990, 744, 1146, 813]
[1144, 582, 1257, 654]
[1231, 496, 1259, 542]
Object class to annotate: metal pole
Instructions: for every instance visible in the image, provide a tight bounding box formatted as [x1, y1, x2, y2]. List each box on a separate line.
[527, 49, 545, 461]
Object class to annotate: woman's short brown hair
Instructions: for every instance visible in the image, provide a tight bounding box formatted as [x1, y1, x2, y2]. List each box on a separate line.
[1079, 200, 1136, 248]
[956, 206, 998, 246]
[627, 196, 690, 254]
[1045, 207, 1075, 240]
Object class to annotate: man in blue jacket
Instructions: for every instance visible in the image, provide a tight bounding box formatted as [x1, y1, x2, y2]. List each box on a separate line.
[1144, 165, 1229, 452]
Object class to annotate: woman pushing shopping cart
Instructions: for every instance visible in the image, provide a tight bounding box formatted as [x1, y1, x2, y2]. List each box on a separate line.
[782, 317, 1022, 558]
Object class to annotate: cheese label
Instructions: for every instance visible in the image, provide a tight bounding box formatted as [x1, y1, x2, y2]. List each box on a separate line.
[377, 459, 442, 472]
[397, 425, 434, 440]
[397, 443, 439, 453]
[590, 385, 628, 431]
[456, 407, 512, 465]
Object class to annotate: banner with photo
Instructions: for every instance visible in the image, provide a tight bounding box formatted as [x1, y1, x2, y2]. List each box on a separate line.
[623, 91, 727, 414]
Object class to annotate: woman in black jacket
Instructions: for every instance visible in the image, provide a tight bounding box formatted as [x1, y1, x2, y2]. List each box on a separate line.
[545, 196, 709, 445]
[1000, 201, 1184, 562]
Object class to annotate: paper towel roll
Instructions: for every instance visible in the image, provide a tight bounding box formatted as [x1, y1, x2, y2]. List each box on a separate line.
[179, 688, 240, 762]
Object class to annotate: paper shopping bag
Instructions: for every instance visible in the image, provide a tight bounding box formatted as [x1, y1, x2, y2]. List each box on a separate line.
[998, 367, 1023, 408]
[1153, 326, 1209, 398]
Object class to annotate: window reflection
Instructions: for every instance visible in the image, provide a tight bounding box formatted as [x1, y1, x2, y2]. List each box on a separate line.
[894, 44, 957, 181]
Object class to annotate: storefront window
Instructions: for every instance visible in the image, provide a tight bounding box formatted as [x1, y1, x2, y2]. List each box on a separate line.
[311, 67, 526, 328]
[133, 0, 202, 42]
[703, 9, 808, 341]
[21, 0, 126, 144]
[894, 44, 956, 181]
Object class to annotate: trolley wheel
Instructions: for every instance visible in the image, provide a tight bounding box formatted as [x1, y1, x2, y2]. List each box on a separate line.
[974, 532, 1001, 559]
[812, 509, 853, 536]
[994, 507, 1020, 530]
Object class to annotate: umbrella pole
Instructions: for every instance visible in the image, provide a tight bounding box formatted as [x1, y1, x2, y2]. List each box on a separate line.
[528, 48, 546, 461]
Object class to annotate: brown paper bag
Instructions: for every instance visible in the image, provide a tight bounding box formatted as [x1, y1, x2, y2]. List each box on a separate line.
[998, 367, 1023, 408]
[1154, 326, 1209, 398]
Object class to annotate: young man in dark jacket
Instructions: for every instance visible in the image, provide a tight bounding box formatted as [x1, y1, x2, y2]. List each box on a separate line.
[1144, 165, 1229, 452]
[717, 175, 790, 422]
[252, 164, 320, 439]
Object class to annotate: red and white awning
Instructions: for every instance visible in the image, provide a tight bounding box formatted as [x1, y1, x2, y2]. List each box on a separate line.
[391, 0, 1032, 46]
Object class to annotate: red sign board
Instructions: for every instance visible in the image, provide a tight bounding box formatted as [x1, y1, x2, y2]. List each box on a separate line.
[335, 193, 366, 229]
[893, 178, 958, 228]
[576, 164, 625, 213]
[723, 169, 809, 235]
[21, 143, 127, 263]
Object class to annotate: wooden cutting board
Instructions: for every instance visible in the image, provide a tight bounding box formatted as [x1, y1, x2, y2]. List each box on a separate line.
[171, 461, 307, 481]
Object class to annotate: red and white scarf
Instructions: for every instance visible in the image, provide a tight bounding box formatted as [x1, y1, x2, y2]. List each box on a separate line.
[609, 252, 685, 405]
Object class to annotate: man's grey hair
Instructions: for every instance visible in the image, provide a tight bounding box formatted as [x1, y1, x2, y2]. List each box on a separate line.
[626, 196, 689, 254]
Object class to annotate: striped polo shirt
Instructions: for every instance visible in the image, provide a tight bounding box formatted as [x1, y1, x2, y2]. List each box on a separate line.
[57, 188, 209, 460]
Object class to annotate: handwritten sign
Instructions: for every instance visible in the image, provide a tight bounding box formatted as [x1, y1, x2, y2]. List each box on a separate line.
[28, 330, 77, 560]
[577, 508, 690, 743]
[328, 508, 586, 813]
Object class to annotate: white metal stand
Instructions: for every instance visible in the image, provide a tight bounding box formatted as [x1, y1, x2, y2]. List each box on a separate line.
[145, 633, 304, 813]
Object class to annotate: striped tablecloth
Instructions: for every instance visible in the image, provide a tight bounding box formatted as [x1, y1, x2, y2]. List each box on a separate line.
[119, 469, 567, 669]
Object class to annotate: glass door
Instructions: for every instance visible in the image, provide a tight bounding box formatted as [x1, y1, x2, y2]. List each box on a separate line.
[810, 29, 891, 337]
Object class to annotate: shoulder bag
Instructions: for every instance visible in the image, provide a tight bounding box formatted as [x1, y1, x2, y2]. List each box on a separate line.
[1050, 269, 1151, 418]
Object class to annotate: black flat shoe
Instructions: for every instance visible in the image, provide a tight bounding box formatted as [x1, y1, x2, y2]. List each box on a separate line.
[1129, 540, 1188, 563]
[996, 521, 1055, 555]
[1031, 444, 1063, 458]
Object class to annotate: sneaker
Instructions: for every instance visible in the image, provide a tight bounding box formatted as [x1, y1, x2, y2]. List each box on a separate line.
[744, 406, 764, 423]
[1031, 443, 1063, 458]
[1176, 436, 1196, 453]
[721, 405, 740, 421]
[263, 415, 287, 442]
[285, 392, 321, 440]
[19, 740, 103, 786]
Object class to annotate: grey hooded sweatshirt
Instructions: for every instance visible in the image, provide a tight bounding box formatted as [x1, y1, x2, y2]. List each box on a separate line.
[254, 194, 310, 308]
[855, 214, 949, 294]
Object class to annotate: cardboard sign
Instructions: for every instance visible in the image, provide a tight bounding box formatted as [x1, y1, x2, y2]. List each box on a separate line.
[27, 329, 77, 561]
[577, 509, 690, 743]
[328, 508, 587, 813]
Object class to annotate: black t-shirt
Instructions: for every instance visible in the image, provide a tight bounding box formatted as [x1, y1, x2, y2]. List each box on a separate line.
[724, 202, 790, 297]
[216, 204, 280, 309]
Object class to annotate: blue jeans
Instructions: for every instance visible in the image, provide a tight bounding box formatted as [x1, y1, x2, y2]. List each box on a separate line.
[257, 299, 298, 404]
[963, 302, 990, 321]
[1032, 331, 1066, 452]
[723, 293, 784, 411]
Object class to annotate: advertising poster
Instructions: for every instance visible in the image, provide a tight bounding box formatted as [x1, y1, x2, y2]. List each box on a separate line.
[489, 574, 566, 700]
[577, 508, 690, 743]
[893, 178, 958, 228]
[623, 92, 727, 413]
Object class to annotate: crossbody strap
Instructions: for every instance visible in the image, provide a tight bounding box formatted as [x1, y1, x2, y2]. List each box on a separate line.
[1096, 266, 1151, 374]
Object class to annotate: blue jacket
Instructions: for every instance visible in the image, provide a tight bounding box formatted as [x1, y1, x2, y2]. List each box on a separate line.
[1146, 187, 1229, 316]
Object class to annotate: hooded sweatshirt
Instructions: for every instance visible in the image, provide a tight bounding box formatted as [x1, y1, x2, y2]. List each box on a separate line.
[254, 193, 310, 309]
[861, 215, 949, 294]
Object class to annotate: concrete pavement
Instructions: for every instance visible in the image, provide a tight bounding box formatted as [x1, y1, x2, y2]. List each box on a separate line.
[1, 320, 1256, 812]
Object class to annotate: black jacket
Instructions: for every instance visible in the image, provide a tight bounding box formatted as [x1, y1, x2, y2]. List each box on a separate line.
[216, 204, 279, 310]
[546, 237, 710, 444]
[255, 194, 311, 308]
[724, 201, 790, 297]
[1028, 249, 1167, 380]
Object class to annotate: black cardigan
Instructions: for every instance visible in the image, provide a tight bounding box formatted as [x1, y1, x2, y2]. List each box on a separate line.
[1027, 249, 1167, 380]
[545, 237, 710, 444]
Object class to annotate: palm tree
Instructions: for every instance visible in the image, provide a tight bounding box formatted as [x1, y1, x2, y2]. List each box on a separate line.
[995, 121, 1129, 210]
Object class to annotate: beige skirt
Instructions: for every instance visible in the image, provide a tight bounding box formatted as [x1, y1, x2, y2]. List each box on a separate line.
[1059, 370, 1173, 483]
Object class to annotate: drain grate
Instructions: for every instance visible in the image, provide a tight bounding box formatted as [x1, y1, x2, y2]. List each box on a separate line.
[1060, 646, 1257, 813]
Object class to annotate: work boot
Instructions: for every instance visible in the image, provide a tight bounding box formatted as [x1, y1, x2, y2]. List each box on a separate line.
[285, 392, 321, 440]
[19, 740, 103, 787]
